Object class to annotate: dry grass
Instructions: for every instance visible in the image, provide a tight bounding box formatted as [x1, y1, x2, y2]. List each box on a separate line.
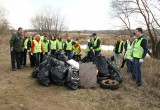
[0, 34, 160, 110]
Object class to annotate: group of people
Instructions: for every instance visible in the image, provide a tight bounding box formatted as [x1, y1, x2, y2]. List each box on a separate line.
[113, 28, 148, 87]
[10, 28, 102, 70]
[10, 27, 147, 87]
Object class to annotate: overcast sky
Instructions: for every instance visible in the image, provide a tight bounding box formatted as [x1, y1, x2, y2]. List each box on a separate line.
[0, 0, 138, 30]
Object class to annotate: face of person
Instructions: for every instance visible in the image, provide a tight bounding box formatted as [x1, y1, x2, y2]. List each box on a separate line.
[135, 30, 141, 37]
[44, 37, 47, 40]
[36, 35, 40, 40]
[18, 29, 23, 35]
[67, 37, 71, 40]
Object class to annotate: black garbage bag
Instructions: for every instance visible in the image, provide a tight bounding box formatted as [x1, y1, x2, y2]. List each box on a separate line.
[56, 53, 68, 62]
[81, 56, 89, 63]
[37, 67, 50, 86]
[32, 67, 39, 78]
[39, 60, 48, 70]
[106, 58, 123, 83]
[50, 66, 68, 86]
[95, 56, 109, 77]
[65, 66, 80, 90]
[47, 56, 60, 68]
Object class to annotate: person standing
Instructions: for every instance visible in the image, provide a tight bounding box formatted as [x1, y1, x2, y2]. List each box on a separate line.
[132, 28, 148, 87]
[10, 27, 24, 71]
[125, 34, 136, 74]
[50, 36, 58, 56]
[86, 35, 94, 61]
[113, 36, 123, 67]
[22, 31, 29, 67]
[92, 33, 101, 59]
[31, 34, 44, 67]
[57, 36, 63, 54]
[64, 36, 73, 60]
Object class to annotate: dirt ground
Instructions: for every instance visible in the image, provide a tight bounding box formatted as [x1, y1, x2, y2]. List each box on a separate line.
[0, 53, 160, 110]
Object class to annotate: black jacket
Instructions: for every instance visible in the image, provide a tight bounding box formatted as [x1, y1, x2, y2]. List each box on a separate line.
[114, 41, 123, 54]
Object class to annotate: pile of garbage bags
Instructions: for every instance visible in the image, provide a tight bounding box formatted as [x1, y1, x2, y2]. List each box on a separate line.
[32, 53, 80, 90]
[32, 53, 123, 90]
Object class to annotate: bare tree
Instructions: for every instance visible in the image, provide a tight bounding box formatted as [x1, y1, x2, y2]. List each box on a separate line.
[111, 0, 160, 58]
[0, 6, 10, 35]
[31, 8, 67, 37]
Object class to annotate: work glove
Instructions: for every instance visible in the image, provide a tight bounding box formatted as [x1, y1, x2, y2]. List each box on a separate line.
[74, 52, 78, 55]
[139, 59, 143, 63]
[10, 47, 13, 52]
[30, 53, 33, 56]
[130, 57, 133, 61]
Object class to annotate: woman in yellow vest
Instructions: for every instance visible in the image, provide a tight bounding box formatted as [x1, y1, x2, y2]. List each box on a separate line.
[113, 36, 123, 67]
[50, 36, 58, 56]
[72, 41, 81, 62]
[31, 34, 44, 67]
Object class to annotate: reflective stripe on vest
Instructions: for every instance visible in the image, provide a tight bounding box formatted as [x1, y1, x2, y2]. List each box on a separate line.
[33, 40, 42, 53]
[66, 40, 72, 50]
[133, 38, 144, 58]
[24, 39, 28, 49]
[42, 40, 49, 52]
[93, 37, 101, 51]
[50, 40, 57, 50]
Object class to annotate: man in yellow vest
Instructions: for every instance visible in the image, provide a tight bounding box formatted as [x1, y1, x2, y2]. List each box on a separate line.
[72, 41, 81, 62]
[64, 36, 73, 60]
[41, 35, 49, 61]
[92, 33, 101, 59]
[50, 36, 58, 56]
[86, 35, 94, 61]
[113, 36, 123, 67]
[132, 28, 148, 87]
[57, 36, 63, 54]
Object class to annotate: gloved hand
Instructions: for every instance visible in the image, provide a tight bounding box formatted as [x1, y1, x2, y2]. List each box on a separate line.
[10, 47, 13, 52]
[74, 52, 78, 55]
[130, 57, 133, 61]
[139, 59, 143, 63]
[31, 53, 33, 56]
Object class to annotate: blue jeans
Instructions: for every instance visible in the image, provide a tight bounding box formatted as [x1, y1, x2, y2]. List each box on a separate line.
[126, 59, 133, 73]
[133, 58, 142, 85]
[34, 53, 40, 67]
[66, 50, 72, 60]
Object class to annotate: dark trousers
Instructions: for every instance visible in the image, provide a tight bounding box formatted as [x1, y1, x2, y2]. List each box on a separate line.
[40, 52, 43, 63]
[72, 54, 81, 62]
[29, 52, 35, 67]
[66, 50, 72, 60]
[126, 59, 133, 73]
[23, 49, 27, 66]
[34, 53, 41, 67]
[94, 50, 101, 58]
[133, 58, 142, 85]
[11, 50, 21, 69]
[87, 50, 94, 61]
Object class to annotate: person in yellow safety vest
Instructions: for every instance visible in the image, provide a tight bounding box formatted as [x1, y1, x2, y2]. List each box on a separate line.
[125, 34, 137, 74]
[30, 34, 44, 67]
[41, 35, 49, 61]
[86, 35, 94, 61]
[132, 28, 148, 87]
[40, 32, 46, 41]
[64, 36, 73, 60]
[57, 36, 63, 54]
[113, 36, 123, 67]
[92, 33, 101, 59]
[23, 35, 32, 66]
[72, 41, 81, 62]
[50, 36, 58, 56]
